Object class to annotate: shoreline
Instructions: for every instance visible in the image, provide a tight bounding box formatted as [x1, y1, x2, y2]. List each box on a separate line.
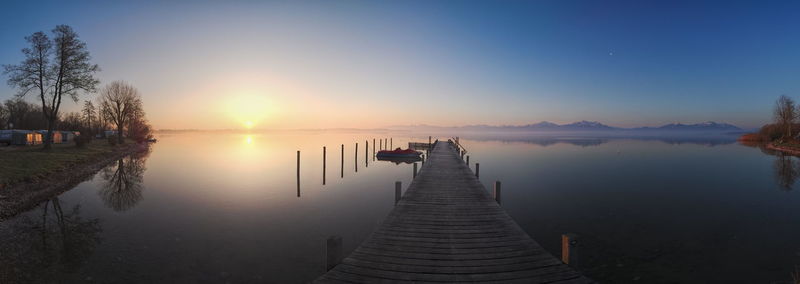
[765, 142, 800, 156]
[0, 143, 149, 220]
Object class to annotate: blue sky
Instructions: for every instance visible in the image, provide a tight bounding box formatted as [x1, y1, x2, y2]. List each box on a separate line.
[1, 0, 798, 129]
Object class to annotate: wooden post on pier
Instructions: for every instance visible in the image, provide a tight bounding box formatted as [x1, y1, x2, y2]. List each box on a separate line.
[340, 144, 344, 178]
[561, 233, 579, 269]
[326, 236, 343, 271]
[466, 155, 469, 166]
[395, 181, 402, 205]
[413, 162, 418, 179]
[475, 163, 480, 179]
[297, 151, 300, 197]
[493, 181, 502, 205]
[323, 147, 326, 185]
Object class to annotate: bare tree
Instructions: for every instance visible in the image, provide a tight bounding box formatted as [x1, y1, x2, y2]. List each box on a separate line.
[3, 26, 99, 149]
[48, 25, 100, 148]
[774, 95, 797, 140]
[82, 100, 96, 131]
[99, 81, 143, 144]
[3, 31, 51, 129]
[0, 104, 7, 129]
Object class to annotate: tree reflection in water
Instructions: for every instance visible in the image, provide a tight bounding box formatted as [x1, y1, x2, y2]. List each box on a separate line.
[98, 148, 151, 211]
[0, 198, 102, 283]
[773, 153, 800, 191]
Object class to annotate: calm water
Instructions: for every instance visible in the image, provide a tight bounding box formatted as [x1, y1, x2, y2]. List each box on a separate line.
[2, 131, 799, 283]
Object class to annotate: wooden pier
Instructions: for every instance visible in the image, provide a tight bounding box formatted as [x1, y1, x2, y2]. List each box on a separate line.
[316, 141, 591, 283]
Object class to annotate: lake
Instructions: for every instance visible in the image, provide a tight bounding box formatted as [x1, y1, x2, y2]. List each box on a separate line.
[1, 130, 799, 283]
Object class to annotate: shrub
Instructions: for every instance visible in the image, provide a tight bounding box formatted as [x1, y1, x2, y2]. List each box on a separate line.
[74, 135, 90, 148]
[759, 123, 783, 142]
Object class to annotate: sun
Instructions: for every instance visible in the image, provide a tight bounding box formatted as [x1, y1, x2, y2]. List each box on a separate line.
[225, 94, 271, 129]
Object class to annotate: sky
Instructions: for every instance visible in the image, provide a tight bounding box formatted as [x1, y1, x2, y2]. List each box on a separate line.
[1, 0, 799, 130]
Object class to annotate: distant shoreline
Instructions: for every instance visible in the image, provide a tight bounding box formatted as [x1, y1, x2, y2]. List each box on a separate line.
[0, 143, 148, 220]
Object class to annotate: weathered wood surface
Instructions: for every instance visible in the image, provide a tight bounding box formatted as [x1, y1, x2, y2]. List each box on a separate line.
[316, 141, 592, 283]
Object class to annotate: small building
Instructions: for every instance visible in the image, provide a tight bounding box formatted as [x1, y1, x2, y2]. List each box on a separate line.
[0, 130, 43, 145]
[61, 131, 77, 143]
[104, 130, 119, 138]
[36, 130, 63, 144]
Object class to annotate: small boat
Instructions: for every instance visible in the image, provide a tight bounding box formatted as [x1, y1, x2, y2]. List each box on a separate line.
[377, 148, 421, 158]
[146, 138, 158, 143]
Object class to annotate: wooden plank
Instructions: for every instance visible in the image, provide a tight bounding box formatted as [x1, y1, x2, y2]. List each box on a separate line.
[315, 141, 592, 283]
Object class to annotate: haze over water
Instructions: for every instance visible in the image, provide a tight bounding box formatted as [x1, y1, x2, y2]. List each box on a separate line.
[2, 130, 799, 283]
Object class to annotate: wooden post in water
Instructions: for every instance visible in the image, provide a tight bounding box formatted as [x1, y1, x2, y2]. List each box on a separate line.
[355, 143, 358, 172]
[475, 163, 480, 179]
[413, 162, 418, 179]
[326, 236, 343, 271]
[395, 181, 402, 205]
[323, 147, 326, 185]
[561, 233, 579, 269]
[493, 181, 502, 205]
[390, 138, 392, 149]
[365, 140, 368, 167]
[373, 138, 376, 160]
[297, 151, 300, 197]
[340, 144, 344, 178]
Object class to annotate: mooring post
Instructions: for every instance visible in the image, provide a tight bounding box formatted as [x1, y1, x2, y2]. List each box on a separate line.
[395, 181, 402, 205]
[390, 138, 392, 149]
[340, 144, 344, 178]
[297, 151, 300, 197]
[413, 162, 418, 179]
[561, 233, 579, 269]
[475, 163, 480, 179]
[466, 155, 469, 166]
[355, 143, 358, 172]
[323, 146, 327, 185]
[365, 140, 368, 167]
[326, 236, 343, 271]
[373, 138, 376, 160]
[493, 181, 502, 205]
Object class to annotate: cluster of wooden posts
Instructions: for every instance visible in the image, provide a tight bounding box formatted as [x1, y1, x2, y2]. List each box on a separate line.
[295, 136, 435, 198]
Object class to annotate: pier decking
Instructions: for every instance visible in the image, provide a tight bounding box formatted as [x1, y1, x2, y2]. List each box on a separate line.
[316, 141, 591, 283]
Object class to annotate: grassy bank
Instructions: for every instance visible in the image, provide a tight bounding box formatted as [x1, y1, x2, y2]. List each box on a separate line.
[0, 142, 131, 187]
[0, 140, 147, 219]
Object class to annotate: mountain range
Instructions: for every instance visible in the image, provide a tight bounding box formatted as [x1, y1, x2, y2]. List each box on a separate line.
[390, 121, 743, 132]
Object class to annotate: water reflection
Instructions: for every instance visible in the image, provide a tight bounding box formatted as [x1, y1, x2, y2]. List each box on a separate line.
[98, 149, 151, 211]
[377, 156, 421, 165]
[0, 198, 102, 282]
[774, 154, 800, 191]
[741, 142, 800, 191]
